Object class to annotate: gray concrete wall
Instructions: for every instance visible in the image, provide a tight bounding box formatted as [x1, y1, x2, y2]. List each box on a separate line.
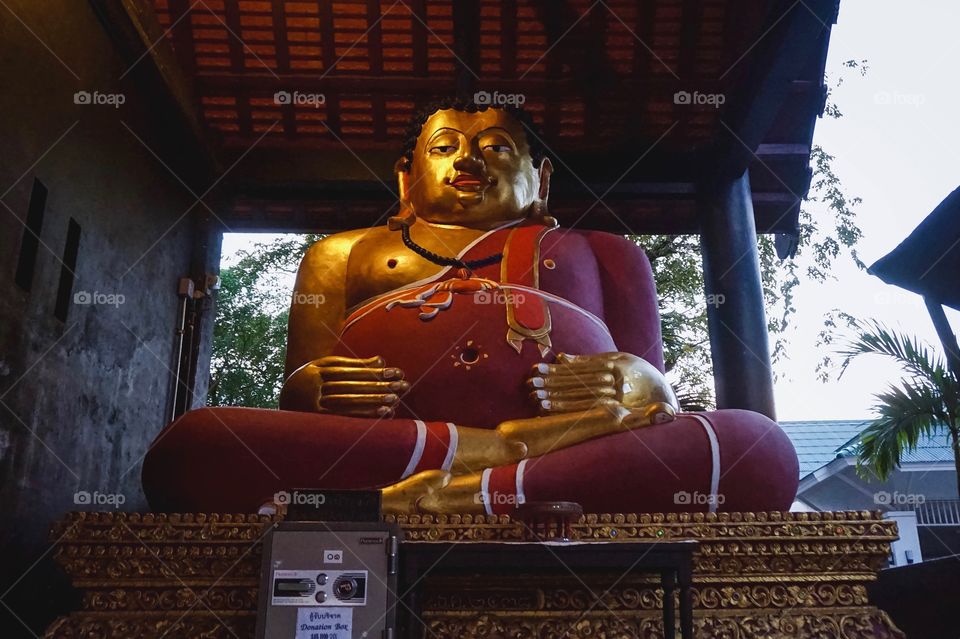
[0, 3, 218, 634]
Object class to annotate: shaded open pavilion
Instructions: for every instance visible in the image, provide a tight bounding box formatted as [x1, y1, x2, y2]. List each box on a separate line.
[102, 0, 841, 418]
[0, 1, 842, 635]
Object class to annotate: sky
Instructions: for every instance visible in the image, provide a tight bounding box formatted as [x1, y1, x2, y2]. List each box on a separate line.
[221, 0, 960, 422]
[769, 0, 960, 419]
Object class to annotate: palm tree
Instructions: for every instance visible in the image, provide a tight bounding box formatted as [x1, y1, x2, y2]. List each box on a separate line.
[838, 319, 960, 498]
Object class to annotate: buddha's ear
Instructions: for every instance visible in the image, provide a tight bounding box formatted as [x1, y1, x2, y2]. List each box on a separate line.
[528, 157, 556, 225]
[389, 158, 417, 230]
[394, 157, 412, 204]
[537, 157, 554, 203]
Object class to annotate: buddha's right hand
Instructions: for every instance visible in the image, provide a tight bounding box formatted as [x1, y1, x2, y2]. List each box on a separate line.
[312, 355, 410, 417]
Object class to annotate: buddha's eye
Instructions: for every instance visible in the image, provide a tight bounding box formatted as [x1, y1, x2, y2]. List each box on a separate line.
[429, 144, 458, 155]
[483, 144, 512, 153]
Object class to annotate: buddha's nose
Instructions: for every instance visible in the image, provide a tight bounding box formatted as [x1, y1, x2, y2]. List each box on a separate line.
[453, 149, 484, 174]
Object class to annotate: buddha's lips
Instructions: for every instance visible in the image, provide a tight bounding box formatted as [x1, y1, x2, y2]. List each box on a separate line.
[449, 174, 490, 191]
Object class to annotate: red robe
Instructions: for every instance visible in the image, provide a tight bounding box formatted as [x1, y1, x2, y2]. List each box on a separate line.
[142, 223, 798, 514]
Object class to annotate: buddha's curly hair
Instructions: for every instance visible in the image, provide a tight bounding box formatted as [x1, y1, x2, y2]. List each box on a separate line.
[397, 96, 548, 172]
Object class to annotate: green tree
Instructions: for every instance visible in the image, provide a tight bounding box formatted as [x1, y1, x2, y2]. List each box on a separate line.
[638, 61, 868, 409]
[208, 235, 318, 407]
[836, 320, 960, 498]
[638, 142, 866, 409]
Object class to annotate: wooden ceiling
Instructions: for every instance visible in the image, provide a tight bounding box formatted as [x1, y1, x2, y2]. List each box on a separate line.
[118, 0, 840, 236]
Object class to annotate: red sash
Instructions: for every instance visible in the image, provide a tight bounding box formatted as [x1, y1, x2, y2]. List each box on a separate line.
[501, 223, 555, 355]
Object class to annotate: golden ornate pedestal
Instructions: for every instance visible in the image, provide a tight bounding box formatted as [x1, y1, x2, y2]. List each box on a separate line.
[45, 511, 904, 638]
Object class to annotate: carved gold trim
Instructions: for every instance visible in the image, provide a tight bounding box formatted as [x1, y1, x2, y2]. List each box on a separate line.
[45, 511, 905, 639]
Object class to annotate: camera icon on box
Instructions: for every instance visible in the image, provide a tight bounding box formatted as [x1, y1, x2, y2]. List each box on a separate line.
[673, 91, 692, 105]
[474, 90, 492, 105]
[273, 490, 291, 505]
[74, 291, 91, 305]
[274, 90, 292, 105]
[674, 490, 692, 504]
[74, 490, 92, 505]
[74, 91, 92, 105]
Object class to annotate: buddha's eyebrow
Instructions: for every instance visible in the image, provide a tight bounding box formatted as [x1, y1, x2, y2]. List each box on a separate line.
[476, 126, 513, 136]
[476, 127, 516, 143]
[425, 127, 463, 145]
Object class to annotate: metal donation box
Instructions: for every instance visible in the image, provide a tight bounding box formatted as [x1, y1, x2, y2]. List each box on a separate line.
[255, 521, 401, 639]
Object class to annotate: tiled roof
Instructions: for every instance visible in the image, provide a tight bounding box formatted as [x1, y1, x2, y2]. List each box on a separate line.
[780, 420, 955, 479]
[780, 420, 870, 479]
[836, 430, 955, 465]
[143, 0, 836, 235]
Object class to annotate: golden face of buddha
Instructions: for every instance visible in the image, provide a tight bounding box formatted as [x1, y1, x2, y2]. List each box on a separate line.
[398, 108, 547, 228]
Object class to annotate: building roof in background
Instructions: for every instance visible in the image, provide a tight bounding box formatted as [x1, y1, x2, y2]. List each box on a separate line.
[869, 184, 960, 311]
[780, 420, 869, 478]
[781, 420, 955, 479]
[836, 430, 955, 465]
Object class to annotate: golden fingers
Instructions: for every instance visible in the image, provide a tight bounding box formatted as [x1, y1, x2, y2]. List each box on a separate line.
[321, 380, 410, 395]
[296, 354, 411, 418]
[318, 366, 405, 381]
[529, 360, 617, 415]
[530, 388, 617, 414]
[532, 359, 615, 376]
[320, 393, 400, 408]
[537, 397, 620, 414]
[314, 355, 386, 367]
[528, 371, 615, 389]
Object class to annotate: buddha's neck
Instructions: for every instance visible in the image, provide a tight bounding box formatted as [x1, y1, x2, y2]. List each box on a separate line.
[414, 216, 526, 232]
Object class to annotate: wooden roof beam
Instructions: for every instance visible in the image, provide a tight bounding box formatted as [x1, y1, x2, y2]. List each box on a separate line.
[197, 73, 724, 96]
[223, 181, 799, 236]
[90, 0, 218, 178]
[715, 0, 838, 183]
[452, 0, 482, 99]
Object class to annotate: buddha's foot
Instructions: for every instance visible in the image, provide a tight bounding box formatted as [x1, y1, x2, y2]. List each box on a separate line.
[381, 469, 452, 514]
[415, 473, 485, 515]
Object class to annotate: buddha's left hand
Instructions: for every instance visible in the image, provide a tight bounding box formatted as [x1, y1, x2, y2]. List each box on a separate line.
[528, 352, 678, 420]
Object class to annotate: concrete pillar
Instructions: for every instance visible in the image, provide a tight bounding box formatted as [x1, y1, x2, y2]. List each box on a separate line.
[698, 170, 776, 419]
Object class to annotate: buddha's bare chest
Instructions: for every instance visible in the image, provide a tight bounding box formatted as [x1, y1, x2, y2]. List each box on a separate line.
[345, 227, 486, 308]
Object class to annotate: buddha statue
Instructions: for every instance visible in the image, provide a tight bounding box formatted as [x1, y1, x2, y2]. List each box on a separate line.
[142, 99, 799, 515]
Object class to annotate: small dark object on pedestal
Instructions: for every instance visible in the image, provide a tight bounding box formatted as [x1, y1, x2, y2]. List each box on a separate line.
[515, 501, 584, 540]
